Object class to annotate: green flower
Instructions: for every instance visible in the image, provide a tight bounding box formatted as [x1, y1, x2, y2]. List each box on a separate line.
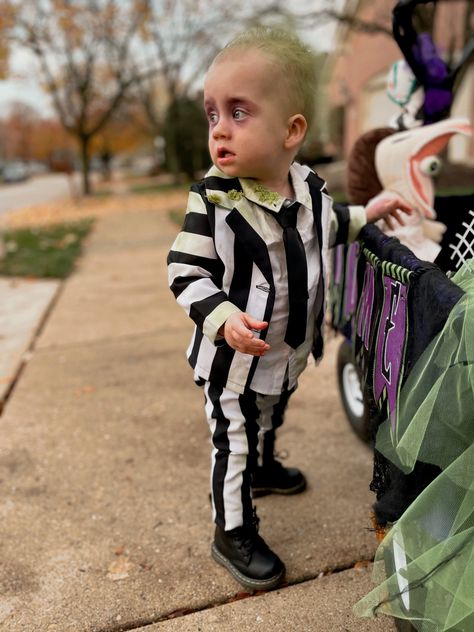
[253, 184, 280, 205]
[228, 189, 243, 201]
[207, 193, 222, 205]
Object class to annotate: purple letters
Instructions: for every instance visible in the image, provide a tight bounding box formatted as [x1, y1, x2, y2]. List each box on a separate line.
[374, 276, 408, 429]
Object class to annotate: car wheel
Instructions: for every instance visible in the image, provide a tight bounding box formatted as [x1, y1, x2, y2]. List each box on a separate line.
[337, 340, 371, 444]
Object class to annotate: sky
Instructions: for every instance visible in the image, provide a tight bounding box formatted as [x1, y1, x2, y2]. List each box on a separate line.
[0, 0, 343, 118]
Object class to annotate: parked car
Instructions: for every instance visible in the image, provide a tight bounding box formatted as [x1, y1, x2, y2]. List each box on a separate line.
[1, 162, 30, 183]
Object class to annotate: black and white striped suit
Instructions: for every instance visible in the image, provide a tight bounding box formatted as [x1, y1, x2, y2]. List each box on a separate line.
[168, 162, 365, 529]
[168, 162, 365, 395]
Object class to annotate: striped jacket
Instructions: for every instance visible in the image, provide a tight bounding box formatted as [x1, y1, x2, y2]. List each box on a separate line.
[168, 163, 366, 395]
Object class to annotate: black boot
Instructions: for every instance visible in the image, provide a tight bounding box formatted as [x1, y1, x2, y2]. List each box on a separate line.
[211, 514, 285, 591]
[252, 429, 307, 497]
[252, 457, 307, 497]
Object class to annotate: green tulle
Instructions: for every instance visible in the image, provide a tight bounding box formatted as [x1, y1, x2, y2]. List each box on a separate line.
[355, 260, 474, 631]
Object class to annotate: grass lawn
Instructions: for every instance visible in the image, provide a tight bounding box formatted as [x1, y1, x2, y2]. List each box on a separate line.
[0, 219, 94, 279]
[95, 181, 190, 198]
[168, 208, 186, 226]
[129, 181, 190, 195]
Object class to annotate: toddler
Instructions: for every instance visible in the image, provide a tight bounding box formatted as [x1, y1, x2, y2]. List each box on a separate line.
[168, 26, 411, 591]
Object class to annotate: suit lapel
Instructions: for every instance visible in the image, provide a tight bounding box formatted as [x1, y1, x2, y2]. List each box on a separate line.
[225, 208, 274, 287]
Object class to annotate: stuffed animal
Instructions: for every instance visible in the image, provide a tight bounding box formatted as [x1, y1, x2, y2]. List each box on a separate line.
[375, 117, 472, 260]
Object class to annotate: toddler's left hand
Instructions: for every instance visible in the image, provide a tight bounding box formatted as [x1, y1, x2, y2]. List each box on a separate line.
[365, 191, 413, 230]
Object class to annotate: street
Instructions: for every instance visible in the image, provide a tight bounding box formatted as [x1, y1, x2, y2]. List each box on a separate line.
[0, 172, 80, 217]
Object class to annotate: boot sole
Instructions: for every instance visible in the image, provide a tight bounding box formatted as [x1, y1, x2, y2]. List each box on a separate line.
[211, 543, 285, 591]
[252, 478, 307, 498]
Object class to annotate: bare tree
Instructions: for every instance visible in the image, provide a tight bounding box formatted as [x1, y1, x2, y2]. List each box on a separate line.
[5, 0, 152, 194]
[0, 1, 16, 78]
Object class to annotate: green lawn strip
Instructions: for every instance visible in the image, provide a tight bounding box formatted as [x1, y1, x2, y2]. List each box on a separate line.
[0, 219, 95, 279]
[130, 181, 190, 195]
[168, 209, 185, 226]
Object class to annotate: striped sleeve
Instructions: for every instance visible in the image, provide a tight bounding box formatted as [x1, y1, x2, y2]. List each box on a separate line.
[329, 203, 367, 246]
[167, 185, 241, 343]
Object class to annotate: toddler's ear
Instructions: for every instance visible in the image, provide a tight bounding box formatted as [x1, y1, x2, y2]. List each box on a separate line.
[285, 114, 307, 150]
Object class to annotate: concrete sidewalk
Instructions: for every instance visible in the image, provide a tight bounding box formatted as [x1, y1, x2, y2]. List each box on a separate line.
[0, 204, 395, 631]
[0, 277, 60, 409]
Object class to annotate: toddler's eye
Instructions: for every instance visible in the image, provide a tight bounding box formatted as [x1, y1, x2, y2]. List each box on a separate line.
[207, 111, 218, 125]
[233, 109, 246, 121]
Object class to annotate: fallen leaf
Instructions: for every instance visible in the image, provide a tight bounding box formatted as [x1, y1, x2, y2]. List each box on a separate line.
[74, 385, 97, 396]
[354, 560, 371, 569]
[107, 556, 133, 581]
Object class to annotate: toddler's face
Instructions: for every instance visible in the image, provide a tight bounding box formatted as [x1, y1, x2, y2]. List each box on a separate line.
[204, 49, 291, 187]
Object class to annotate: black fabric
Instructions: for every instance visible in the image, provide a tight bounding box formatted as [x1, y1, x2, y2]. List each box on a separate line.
[208, 235, 253, 388]
[354, 224, 465, 526]
[189, 290, 229, 331]
[170, 275, 203, 298]
[238, 391, 260, 525]
[226, 209, 275, 287]
[358, 224, 464, 372]
[333, 203, 350, 244]
[181, 211, 213, 237]
[267, 203, 308, 349]
[262, 384, 295, 464]
[207, 385, 259, 529]
[434, 194, 474, 274]
[329, 242, 360, 340]
[188, 327, 203, 368]
[202, 176, 242, 194]
[306, 171, 326, 360]
[208, 383, 231, 529]
[167, 250, 224, 291]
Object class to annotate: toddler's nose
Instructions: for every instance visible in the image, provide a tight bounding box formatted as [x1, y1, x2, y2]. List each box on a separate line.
[212, 118, 231, 139]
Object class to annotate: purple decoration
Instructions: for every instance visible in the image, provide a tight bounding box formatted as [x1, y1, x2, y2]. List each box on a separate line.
[334, 245, 344, 285]
[357, 261, 375, 349]
[423, 87, 453, 120]
[374, 277, 408, 429]
[413, 33, 453, 121]
[416, 33, 449, 82]
[344, 242, 360, 318]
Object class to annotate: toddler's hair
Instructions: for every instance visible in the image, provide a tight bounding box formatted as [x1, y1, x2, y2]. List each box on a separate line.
[215, 26, 318, 130]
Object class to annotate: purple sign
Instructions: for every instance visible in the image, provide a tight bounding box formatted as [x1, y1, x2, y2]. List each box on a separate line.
[334, 245, 344, 285]
[357, 261, 375, 350]
[343, 242, 360, 319]
[374, 276, 408, 429]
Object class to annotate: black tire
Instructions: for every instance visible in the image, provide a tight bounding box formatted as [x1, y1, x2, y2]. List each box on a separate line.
[337, 340, 371, 444]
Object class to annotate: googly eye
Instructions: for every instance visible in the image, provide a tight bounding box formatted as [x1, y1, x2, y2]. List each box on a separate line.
[419, 156, 442, 176]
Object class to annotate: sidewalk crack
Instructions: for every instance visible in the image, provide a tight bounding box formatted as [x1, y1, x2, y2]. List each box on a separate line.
[92, 557, 374, 632]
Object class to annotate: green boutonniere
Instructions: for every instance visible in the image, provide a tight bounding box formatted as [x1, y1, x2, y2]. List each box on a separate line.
[228, 189, 243, 201]
[207, 193, 222, 205]
[253, 184, 280, 205]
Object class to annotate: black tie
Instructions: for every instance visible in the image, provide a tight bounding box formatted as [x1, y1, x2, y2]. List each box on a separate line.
[270, 202, 308, 349]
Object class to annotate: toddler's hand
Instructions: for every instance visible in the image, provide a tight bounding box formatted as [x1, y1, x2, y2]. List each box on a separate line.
[221, 312, 270, 356]
[365, 192, 413, 230]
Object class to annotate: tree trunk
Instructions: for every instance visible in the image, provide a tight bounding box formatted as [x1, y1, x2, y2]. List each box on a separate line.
[80, 134, 92, 196]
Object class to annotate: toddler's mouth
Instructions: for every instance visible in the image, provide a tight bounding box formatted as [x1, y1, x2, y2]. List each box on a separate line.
[217, 148, 234, 159]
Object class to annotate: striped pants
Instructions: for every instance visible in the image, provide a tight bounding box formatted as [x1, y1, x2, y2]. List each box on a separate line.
[203, 382, 294, 531]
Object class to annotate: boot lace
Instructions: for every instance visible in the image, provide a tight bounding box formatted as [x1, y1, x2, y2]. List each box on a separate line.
[235, 508, 261, 557]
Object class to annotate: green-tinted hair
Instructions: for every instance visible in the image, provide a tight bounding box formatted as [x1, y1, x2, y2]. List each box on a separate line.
[214, 26, 318, 131]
